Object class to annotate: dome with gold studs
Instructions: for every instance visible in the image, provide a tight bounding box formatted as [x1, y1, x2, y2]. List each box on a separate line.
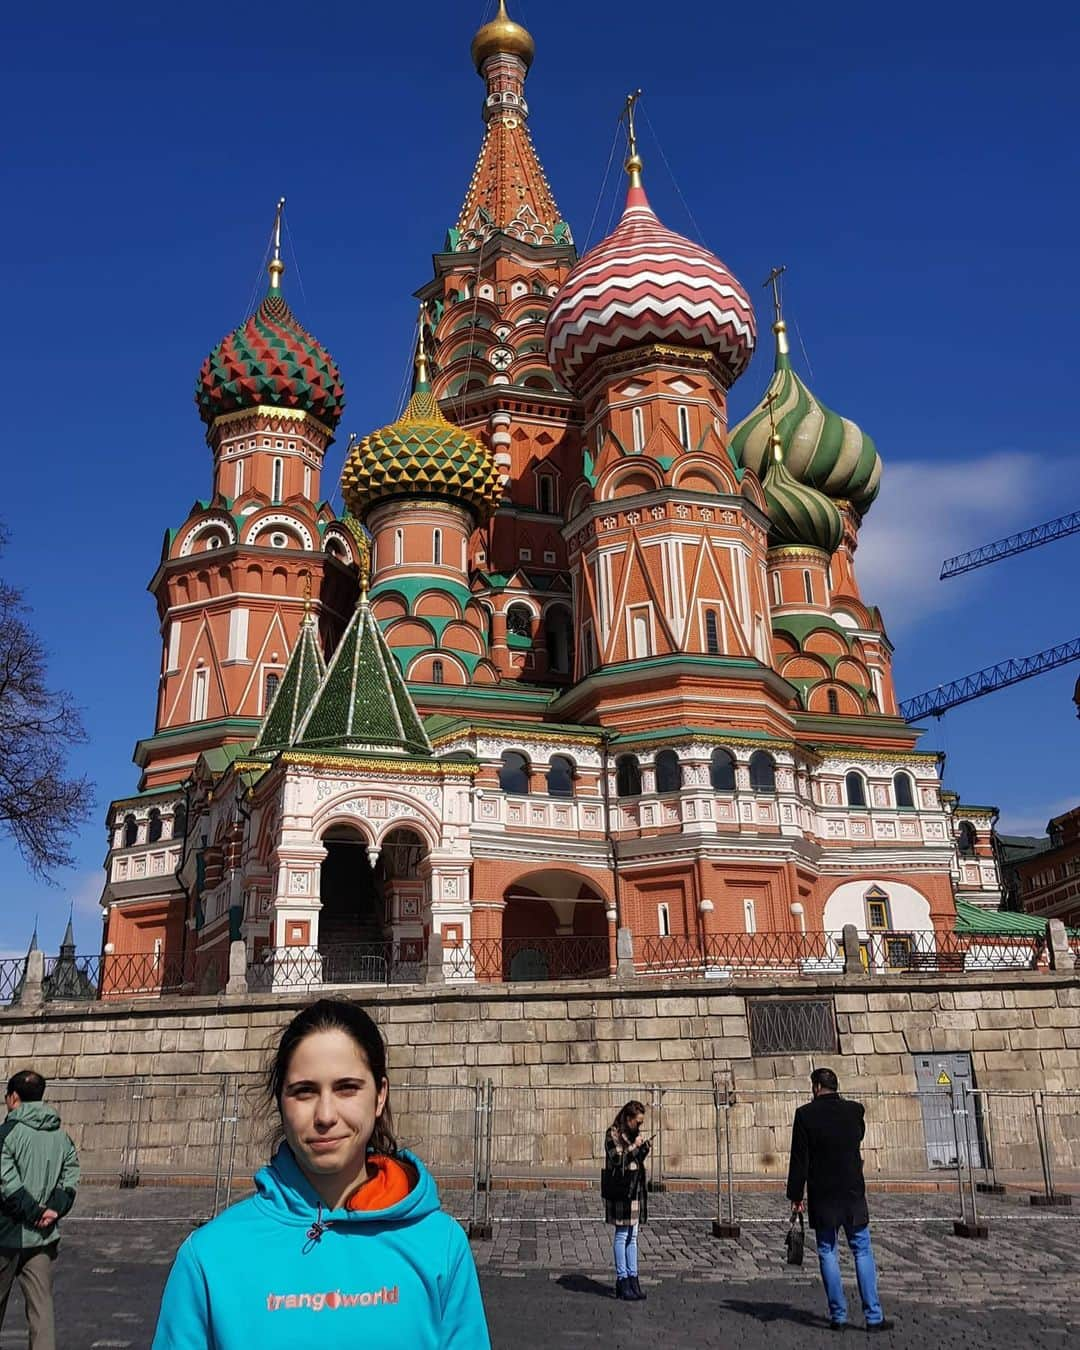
[341, 338, 501, 523]
[471, 0, 535, 72]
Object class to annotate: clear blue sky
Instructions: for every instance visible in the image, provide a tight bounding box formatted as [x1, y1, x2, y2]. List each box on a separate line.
[1, 2, 1077, 955]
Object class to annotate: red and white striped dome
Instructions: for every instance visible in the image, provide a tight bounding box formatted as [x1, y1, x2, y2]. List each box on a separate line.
[545, 181, 756, 393]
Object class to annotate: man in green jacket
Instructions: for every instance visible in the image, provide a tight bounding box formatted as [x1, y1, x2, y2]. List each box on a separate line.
[0, 1069, 79, 1349]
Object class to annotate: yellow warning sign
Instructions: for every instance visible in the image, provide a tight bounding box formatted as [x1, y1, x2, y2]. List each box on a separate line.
[937, 1070, 952, 1086]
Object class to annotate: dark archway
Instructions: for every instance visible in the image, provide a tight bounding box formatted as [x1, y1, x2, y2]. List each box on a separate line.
[319, 825, 383, 954]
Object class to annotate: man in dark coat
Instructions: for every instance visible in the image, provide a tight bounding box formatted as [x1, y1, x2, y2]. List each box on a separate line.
[786, 1068, 891, 1333]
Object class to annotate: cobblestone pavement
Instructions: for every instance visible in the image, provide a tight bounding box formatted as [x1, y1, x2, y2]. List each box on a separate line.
[0, 1186, 1075, 1347]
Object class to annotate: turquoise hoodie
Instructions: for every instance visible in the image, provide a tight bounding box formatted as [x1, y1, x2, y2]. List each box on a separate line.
[152, 1146, 489, 1349]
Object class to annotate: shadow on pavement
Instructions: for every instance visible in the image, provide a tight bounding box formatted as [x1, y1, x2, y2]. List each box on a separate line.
[555, 1272, 616, 1299]
[721, 1297, 834, 1329]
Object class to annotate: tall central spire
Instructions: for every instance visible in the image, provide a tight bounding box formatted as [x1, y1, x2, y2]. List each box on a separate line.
[452, 2, 571, 252]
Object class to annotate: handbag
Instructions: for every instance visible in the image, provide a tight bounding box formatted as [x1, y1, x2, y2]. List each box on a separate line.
[601, 1165, 634, 1202]
[785, 1210, 805, 1265]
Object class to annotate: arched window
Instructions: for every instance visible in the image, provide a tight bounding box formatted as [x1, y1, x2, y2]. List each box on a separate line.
[507, 604, 532, 638]
[710, 748, 736, 792]
[958, 820, 977, 857]
[394, 529, 403, 566]
[748, 751, 775, 793]
[631, 406, 645, 452]
[234, 459, 244, 497]
[172, 803, 187, 842]
[498, 751, 530, 794]
[537, 476, 555, 514]
[771, 572, 783, 606]
[264, 671, 280, 711]
[432, 660, 444, 685]
[705, 609, 720, 655]
[433, 529, 442, 565]
[123, 813, 138, 847]
[827, 689, 840, 715]
[147, 808, 163, 843]
[894, 772, 915, 809]
[654, 749, 682, 794]
[547, 755, 575, 798]
[803, 570, 814, 604]
[845, 771, 867, 808]
[677, 405, 692, 450]
[544, 606, 573, 674]
[271, 457, 283, 504]
[616, 754, 642, 798]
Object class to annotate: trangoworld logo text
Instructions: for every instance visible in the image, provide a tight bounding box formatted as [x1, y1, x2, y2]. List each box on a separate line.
[266, 1285, 400, 1312]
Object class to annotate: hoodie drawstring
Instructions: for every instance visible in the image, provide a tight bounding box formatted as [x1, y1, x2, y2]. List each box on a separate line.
[303, 1203, 328, 1254]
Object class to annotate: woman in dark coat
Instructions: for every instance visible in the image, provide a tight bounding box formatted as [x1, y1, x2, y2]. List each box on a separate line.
[603, 1100, 649, 1301]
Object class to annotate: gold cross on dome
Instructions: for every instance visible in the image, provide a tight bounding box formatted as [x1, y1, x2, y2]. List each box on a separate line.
[620, 89, 643, 159]
[763, 265, 786, 325]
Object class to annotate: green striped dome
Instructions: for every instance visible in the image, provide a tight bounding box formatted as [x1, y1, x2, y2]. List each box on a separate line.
[730, 322, 881, 514]
[763, 443, 844, 553]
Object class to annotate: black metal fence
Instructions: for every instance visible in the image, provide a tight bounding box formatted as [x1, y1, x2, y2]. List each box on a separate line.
[246, 941, 425, 992]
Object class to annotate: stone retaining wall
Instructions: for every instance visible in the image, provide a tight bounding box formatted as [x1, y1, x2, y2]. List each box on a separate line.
[1, 971, 1077, 1182]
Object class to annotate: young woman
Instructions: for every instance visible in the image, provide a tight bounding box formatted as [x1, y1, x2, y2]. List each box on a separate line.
[152, 998, 490, 1348]
[603, 1099, 650, 1301]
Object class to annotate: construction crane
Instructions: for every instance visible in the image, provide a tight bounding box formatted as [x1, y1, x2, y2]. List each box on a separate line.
[901, 506, 1080, 721]
[940, 510, 1080, 578]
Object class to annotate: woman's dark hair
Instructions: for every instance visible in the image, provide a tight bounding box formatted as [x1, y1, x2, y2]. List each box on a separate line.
[266, 998, 398, 1155]
[612, 1099, 647, 1134]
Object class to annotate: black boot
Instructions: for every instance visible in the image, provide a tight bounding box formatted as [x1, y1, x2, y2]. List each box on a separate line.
[628, 1275, 647, 1301]
[615, 1277, 634, 1300]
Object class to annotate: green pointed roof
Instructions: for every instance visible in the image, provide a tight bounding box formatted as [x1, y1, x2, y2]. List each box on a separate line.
[730, 320, 881, 514]
[296, 598, 432, 756]
[253, 612, 326, 755]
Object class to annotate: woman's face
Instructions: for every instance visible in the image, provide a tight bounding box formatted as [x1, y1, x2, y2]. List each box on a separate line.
[280, 1028, 388, 1188]
[627, 1111, 645, 1135]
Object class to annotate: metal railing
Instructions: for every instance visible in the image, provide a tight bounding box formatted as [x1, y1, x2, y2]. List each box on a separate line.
[52, 1077, 1078, 1238]
[246, 942, 425, 991]
[637, 932, 845, 979]
[443, 936, 611, 983]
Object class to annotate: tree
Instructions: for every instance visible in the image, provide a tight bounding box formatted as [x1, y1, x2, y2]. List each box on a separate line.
[0, 527, 93, 875]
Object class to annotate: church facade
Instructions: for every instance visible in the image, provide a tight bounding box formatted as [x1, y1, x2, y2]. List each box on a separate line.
[99, 4, 1001, 990]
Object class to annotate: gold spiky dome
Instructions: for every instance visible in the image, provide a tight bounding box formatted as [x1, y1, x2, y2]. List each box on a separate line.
[340, 341, 501, 523]
[471, 1, 535, 72]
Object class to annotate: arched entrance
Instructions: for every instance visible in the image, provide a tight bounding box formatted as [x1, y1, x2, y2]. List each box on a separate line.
[500, 869, 610, 981]
[318, 822, 429, 982]
[319, 826, 383, 981]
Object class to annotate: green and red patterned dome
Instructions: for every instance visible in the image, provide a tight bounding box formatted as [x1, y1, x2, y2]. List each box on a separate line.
[195, 287, 345, 431]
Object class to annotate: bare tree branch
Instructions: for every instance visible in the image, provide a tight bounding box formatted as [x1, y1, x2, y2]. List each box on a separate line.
[0, 526, 94, 876]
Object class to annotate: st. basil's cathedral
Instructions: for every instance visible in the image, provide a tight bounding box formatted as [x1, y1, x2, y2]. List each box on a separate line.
[99, 4, 1002, 987]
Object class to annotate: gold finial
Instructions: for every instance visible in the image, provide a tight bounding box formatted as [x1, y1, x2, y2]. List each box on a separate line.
[268, 196, 286, 290]
[620, 89, 644, 187]
[415, 305, 430, 389]
[763, 265, 790, 355]
[471, 1, 535, 74]
[763, 391, 783, 463]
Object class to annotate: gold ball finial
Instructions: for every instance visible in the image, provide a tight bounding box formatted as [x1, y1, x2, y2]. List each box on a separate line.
[471, 0, 535, 73]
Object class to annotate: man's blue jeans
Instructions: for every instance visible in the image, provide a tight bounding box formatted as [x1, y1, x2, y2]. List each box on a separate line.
[814, 1223, 883, 1326]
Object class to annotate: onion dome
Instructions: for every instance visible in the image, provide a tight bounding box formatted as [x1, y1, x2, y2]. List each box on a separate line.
[730, 319, 881, 515]
[762, 433, 844, 554]
[471, 0, 535, 72]
[195, 201, 344, 431]
[546, 136, 755, 393]
[341, 330, 501, 523]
